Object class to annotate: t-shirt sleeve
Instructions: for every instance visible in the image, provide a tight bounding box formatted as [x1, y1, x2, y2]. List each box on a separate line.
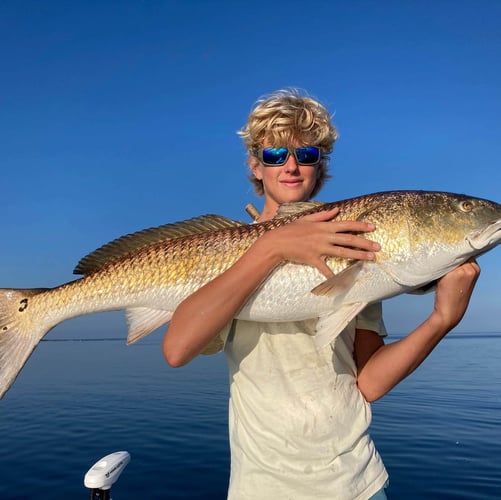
[200, 320, 233, 355]
[355, 302, 388, 338]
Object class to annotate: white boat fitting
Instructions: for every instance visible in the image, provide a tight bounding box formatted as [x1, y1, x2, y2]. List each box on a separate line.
[84, 451, 131, 499]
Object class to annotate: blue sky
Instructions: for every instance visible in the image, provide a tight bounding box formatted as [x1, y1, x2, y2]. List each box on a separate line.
[1, 0, 500, 337]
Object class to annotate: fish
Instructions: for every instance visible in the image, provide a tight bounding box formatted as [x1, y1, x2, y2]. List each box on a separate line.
[1, 190, 501, 398]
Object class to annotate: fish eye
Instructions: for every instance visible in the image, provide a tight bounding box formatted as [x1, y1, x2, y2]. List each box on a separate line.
[460, 200, 474, 212]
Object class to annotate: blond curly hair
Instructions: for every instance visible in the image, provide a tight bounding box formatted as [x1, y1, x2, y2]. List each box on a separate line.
[238, 88, 338, 197]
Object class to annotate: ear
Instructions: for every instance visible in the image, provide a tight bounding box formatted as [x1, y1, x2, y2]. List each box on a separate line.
[249, 157, 263, 180]
[315, 164, 322, 180]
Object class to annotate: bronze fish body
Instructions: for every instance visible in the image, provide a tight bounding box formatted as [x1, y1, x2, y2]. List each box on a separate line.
[1, 190, 500, 398]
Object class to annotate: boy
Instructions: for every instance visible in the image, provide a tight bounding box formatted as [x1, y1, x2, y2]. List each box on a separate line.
[163, 89, 479, 499]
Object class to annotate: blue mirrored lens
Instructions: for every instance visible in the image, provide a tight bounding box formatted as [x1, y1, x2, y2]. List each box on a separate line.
[262, 147, 289, 165]
[260, 147, 321, 166]
[295, 147, 320, 164]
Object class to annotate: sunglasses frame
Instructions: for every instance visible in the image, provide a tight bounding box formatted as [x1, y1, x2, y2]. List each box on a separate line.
[255, 146, 323, 167]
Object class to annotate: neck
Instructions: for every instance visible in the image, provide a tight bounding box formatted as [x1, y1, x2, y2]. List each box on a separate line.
[256, 203, 280, 222]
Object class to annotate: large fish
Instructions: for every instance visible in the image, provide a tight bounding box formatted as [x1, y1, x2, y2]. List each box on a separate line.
[1, 190, 501, 398]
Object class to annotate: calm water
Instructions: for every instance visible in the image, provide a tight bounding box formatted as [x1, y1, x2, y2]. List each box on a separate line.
[1, 331, 500, 499]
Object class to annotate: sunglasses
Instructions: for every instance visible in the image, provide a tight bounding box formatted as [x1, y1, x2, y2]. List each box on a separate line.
[255, 146, 322, 166]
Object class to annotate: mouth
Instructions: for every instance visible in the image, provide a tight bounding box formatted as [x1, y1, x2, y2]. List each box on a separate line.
[281, 179, 303, 187]
[467, 219, 501, 250]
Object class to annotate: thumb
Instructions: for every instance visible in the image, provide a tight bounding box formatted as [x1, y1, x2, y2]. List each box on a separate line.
[314, 257, 335, 279]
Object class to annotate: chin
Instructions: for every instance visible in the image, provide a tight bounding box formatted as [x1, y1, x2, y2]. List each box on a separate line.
[285, 190, 312, 202]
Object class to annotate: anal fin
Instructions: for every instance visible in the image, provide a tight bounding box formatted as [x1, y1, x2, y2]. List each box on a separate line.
[125, 307, 173, 345]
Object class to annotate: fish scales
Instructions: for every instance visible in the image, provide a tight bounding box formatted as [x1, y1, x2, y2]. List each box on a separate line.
[12, 217, 281, 335]
[1, 190, 501, 398]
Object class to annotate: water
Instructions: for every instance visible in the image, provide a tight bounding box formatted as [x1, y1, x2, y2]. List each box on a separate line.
[1, 331, 500, 499]
[371, 333, 501, 499]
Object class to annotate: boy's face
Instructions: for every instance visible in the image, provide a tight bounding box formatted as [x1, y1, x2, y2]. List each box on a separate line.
[251, 139, 320, 209]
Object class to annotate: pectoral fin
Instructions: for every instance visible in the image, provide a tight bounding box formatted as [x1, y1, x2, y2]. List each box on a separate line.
[311, 262, 364, 296]
[314, 302, 368, 349]
[126, 307, 173, 345]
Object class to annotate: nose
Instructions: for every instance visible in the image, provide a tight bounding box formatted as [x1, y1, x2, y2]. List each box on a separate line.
[284, 154, 299, 173]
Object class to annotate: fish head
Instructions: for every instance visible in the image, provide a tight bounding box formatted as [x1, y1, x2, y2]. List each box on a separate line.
[412, 191, 501, 253]
[362, 191, 501, 288]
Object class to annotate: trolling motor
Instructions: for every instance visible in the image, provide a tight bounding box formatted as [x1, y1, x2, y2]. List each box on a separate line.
[84, 451, 131, 499]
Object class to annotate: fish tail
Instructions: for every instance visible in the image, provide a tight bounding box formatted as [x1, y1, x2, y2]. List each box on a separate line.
[0, 288, 50, 399]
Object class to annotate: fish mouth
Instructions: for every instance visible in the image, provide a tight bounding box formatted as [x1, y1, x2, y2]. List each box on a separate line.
[467, 219, 501, 250]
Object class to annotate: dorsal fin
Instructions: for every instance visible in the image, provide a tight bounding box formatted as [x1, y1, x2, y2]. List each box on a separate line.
[275, 201, 326, 218]
[73, 214, 245, 275]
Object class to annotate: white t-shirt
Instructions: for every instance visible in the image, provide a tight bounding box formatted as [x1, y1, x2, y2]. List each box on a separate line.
[217, 303, 388, 500]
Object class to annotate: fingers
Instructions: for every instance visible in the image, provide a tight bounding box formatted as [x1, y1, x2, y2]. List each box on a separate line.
[326, 245, 378, 261]
[331, 219, 377, 233]
[299, 207, 380, 257]
[433, 260, 481, 330]
[264, 208, 382, 275]
[319, 218, 380, 261]
[314, 258, 336, 279]
[438, 262, 480, 297]
[301, 207, 340, 222]
[328, 231, 381, 255]
[302, 207, 376, 234]
[447, 259, 481, 288]
[465, 258, 481, 274]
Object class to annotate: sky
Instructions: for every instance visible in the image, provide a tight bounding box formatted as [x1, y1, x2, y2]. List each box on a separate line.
[1, 0, 500, 338]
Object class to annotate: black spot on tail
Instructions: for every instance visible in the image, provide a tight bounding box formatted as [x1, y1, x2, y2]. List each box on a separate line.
[18, 298, 28, 312]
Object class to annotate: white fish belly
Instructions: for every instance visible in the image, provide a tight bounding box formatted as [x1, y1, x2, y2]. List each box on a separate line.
[236, 262, 402, 322]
